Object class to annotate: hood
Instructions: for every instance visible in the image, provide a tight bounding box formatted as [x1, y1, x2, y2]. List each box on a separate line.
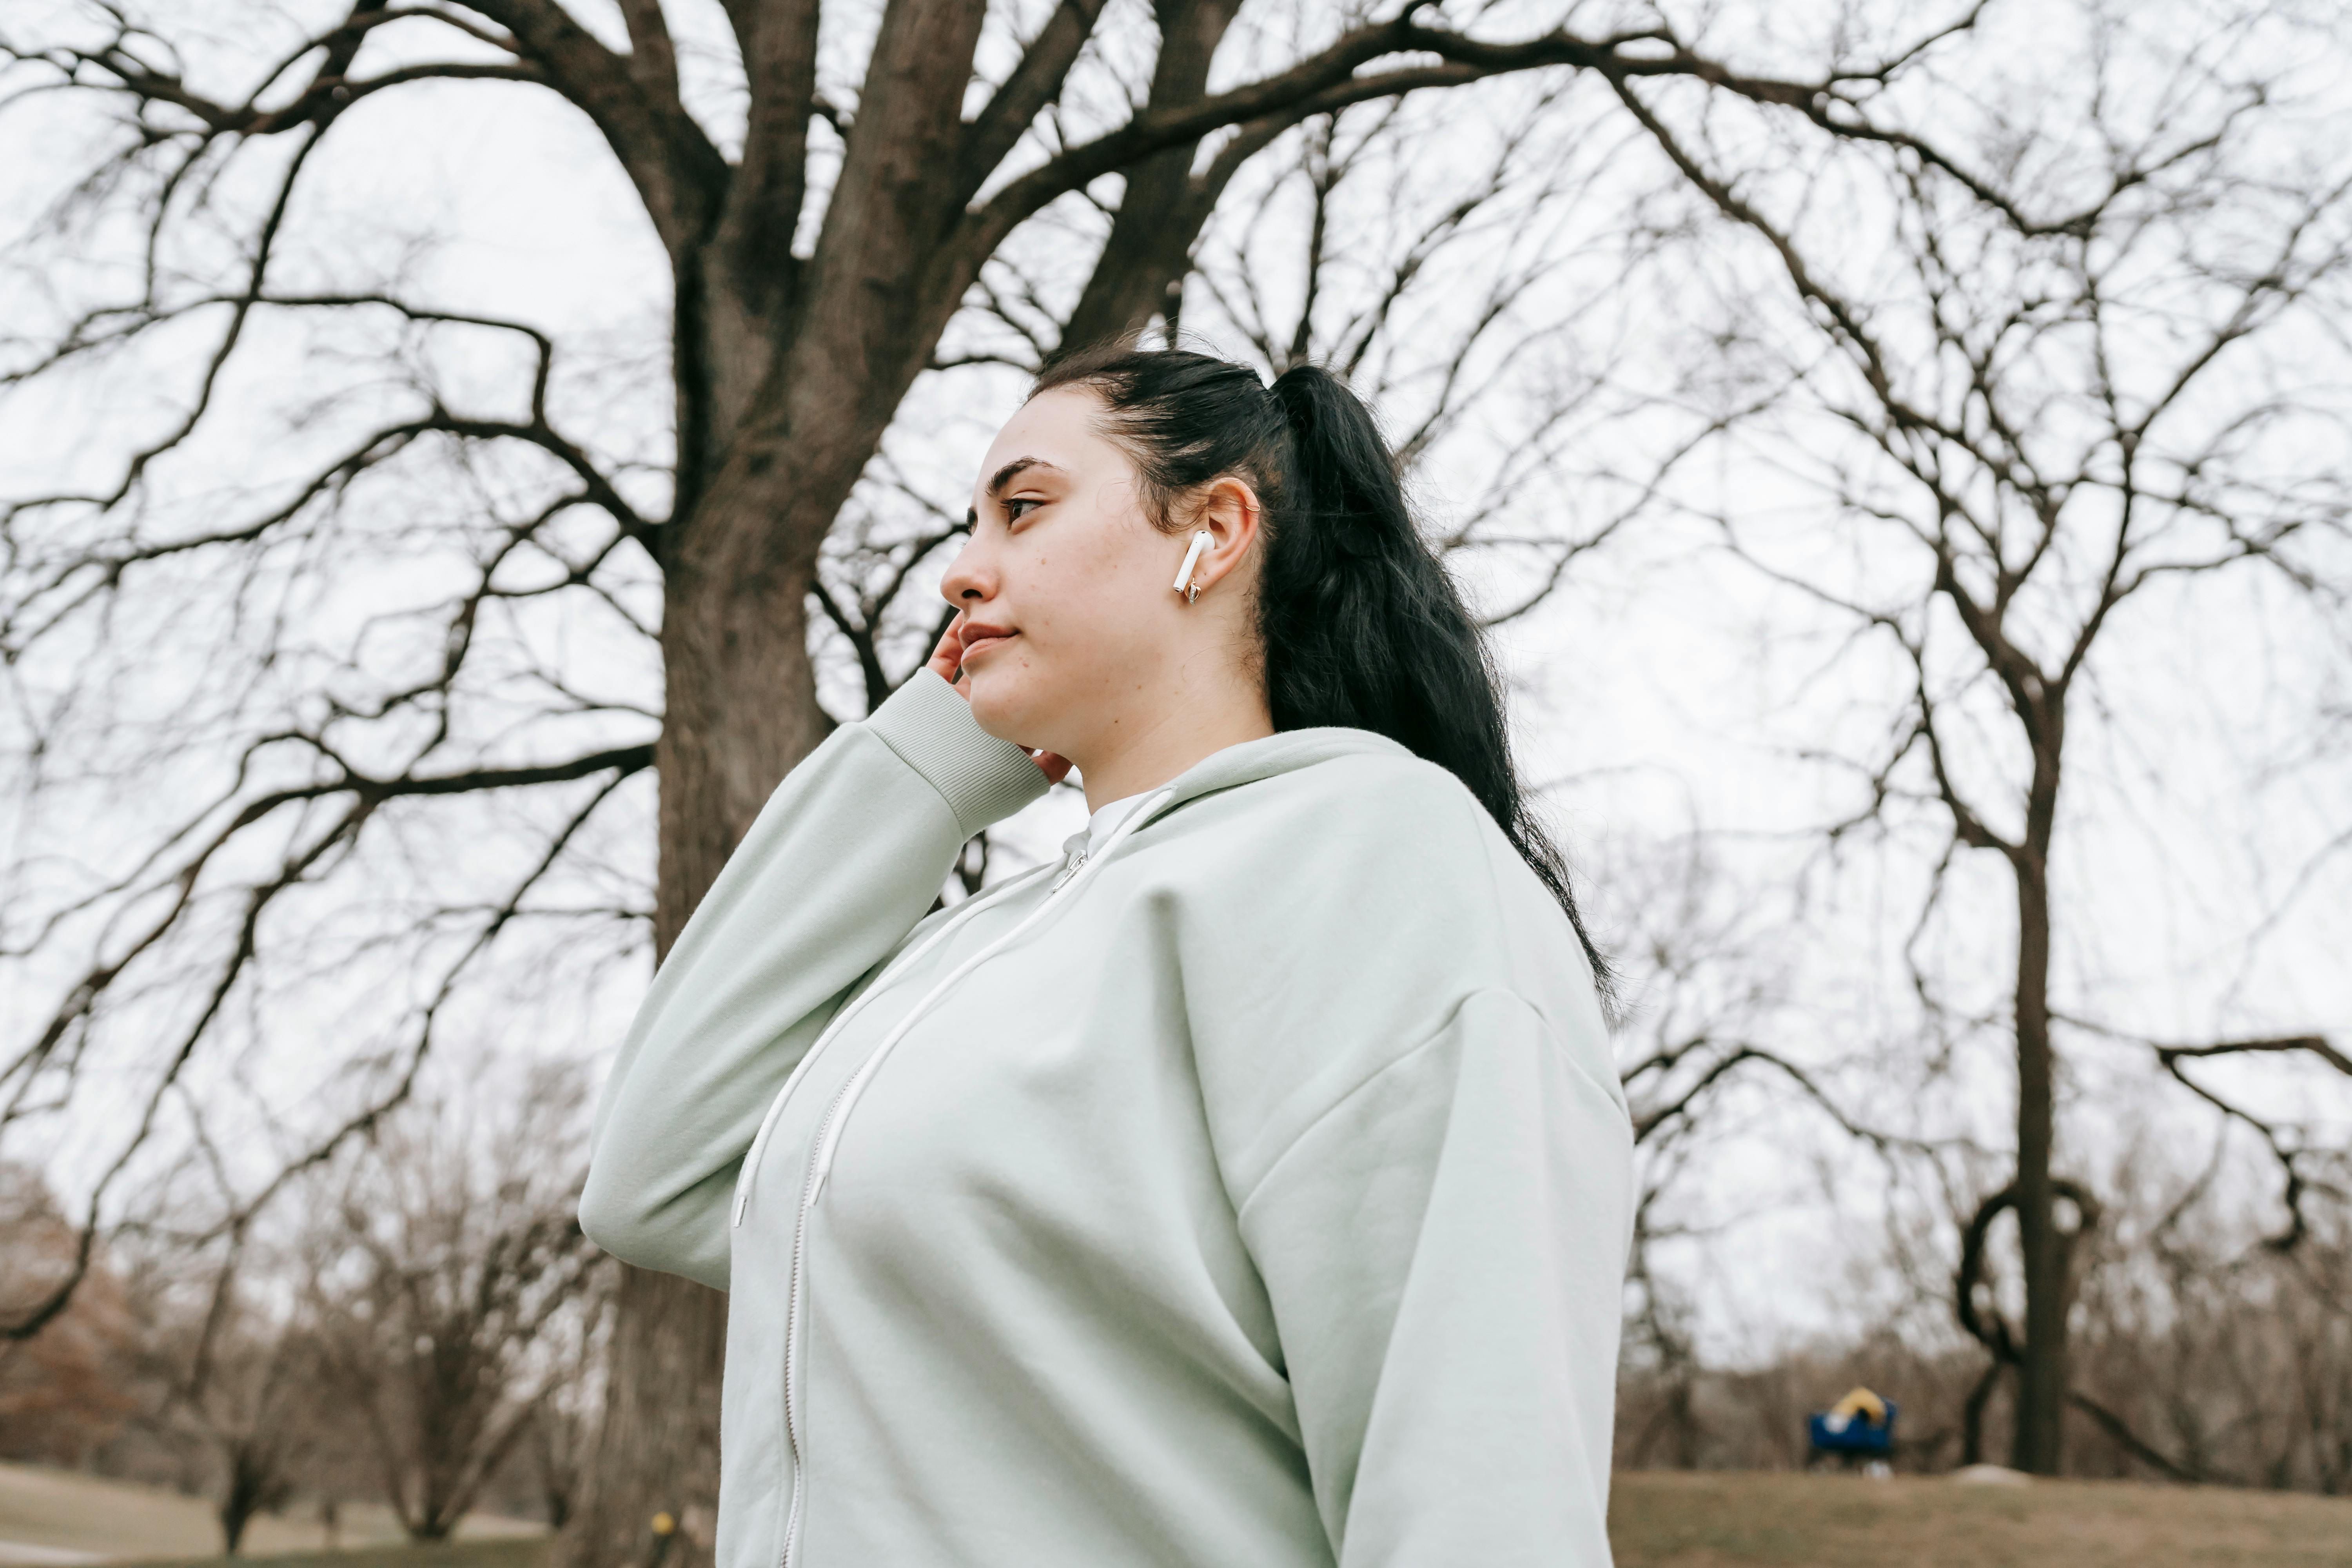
[1157, 724, 1415, 811]
[1057, 726, 1415, 862]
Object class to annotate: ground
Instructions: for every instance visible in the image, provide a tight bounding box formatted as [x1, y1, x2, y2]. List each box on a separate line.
[6, 1460, 2352, 1565]
[1610, 1471, 2352, 1567]
[0, 1464, 540, 1565]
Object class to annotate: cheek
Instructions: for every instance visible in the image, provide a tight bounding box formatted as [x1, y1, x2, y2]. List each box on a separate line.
[1019, 541, 1143, 650]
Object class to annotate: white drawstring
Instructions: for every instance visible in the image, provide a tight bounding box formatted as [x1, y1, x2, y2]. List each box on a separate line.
[806, 786, 1175, 1196]
[733, 784, 1177, 1226]
[766, 783, 1177, 1568]
[731, 857, 1056, 1227]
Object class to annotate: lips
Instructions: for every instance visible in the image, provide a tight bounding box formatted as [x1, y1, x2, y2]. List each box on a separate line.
[960, 625, 1018, 660]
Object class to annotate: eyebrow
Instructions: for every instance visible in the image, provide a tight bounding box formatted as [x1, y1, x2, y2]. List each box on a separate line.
[965, 457, 1065, 526]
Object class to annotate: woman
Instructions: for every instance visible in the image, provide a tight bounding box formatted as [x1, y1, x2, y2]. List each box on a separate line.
[579, 345, 1633, 1568]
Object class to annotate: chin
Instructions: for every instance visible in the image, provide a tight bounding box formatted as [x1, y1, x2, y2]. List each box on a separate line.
[964, 675, 1044, 751]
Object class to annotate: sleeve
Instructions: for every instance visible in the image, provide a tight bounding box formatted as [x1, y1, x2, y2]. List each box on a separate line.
[577, 670, 1050, 1290]
[1232, 986, 1634, 1568]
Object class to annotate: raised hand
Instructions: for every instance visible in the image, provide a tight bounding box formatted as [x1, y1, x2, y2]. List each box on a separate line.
[924, 614, 973, 698]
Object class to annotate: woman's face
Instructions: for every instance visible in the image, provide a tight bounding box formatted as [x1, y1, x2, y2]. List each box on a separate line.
[940, 386, 1239, 764]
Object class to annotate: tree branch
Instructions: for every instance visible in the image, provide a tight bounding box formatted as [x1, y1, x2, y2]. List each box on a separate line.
[955, 0, 1112, 208]
[961, 13, 2003, 275]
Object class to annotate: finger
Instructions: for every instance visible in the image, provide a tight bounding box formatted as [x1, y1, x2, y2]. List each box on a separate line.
[925, 614, 966, 683]
[1031, 750, 1074, 784]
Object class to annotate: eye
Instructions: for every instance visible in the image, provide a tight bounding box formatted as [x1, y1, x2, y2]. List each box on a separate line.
[1005, 496, 1044, 522]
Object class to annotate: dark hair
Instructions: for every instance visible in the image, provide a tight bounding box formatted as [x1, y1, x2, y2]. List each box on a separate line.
[1030, 342, 1612, 1002]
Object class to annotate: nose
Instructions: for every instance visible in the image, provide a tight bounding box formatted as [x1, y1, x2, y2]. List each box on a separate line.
[939, 528, 995, 606]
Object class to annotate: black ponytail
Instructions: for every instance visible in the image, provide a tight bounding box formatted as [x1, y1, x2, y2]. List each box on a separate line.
[1030, 343, 1612, 1002]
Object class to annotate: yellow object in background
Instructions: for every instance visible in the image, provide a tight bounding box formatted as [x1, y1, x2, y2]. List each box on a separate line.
[1828, 1387, 1888, 1424]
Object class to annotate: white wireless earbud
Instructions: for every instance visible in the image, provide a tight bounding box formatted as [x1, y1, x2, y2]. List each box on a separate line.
[1173, 529, 1213, 598]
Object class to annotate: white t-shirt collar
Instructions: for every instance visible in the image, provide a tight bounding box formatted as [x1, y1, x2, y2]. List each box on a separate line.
[1082, 791, 1150, 858]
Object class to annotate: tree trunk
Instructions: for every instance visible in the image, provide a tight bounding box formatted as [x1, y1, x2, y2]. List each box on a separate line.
[563, 1265, 728, 1568]
[563, 469, 835, 1568]
[1961, 1359, 2003, 1466]
[1057, 0, 1244, 349]
[2010, 744, 2066, 1472]
[217, 1440, 281, 1556]
[218, 1489, 254, 1556]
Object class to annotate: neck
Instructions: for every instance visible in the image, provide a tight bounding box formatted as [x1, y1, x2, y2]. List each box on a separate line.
[1072, 686, 1274, 812]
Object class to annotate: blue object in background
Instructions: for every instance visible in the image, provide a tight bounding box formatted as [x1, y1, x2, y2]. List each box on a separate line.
[1809, 1401, 1899, 1456]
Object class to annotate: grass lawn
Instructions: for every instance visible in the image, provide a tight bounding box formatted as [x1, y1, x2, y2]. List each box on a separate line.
[1610, 1470, 2352, 1567]
[0, 1463, 541, 1566]
[12, 1460, 2352, 1566]
[121, 1545, 547, 1568]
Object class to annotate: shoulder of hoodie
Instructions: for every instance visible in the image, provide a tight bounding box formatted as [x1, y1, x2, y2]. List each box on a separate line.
[1151, 743, 1607, 1048]
[1165, 742, 1514, 897]
[1244, 742, 1494, 838]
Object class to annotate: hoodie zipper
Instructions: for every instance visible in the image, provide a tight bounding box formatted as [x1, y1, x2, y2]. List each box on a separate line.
[767, 789, 1175, 1568]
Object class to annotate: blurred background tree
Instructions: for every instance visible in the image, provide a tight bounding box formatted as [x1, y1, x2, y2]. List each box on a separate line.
[305, 1066, 603, 1543]
[1599, 0, 2351, 1472]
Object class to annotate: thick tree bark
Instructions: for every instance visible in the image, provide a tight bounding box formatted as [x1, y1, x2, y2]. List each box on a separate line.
[563, 1266, 728, 1568]
[562, 524, 832, 1568]
[1058, 0, 1243, 348]
[565, 339, 857, 1566]
[652, 513, 833, 949]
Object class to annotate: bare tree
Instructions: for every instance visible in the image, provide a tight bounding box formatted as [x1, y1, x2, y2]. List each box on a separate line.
[202, 1345, 307, 1557]
[0, 0, 2082, 1555]
[308, 1069, 606, 1542]
[1605, 0, 2352, 1472]
[133, 1260, 323, 1554]
[526, 1374, 605, 1534]
[1602, 828, 1976, 1470]
[1606, 1132, 2352, 1490]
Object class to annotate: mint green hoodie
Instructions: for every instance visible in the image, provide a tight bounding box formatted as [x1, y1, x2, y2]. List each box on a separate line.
[580, 669, 1632, 1568]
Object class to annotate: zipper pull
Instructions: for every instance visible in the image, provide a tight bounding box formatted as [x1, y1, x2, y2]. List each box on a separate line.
[1050, 850, 1086, 891]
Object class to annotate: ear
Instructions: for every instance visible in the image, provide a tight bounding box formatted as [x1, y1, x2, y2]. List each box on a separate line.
[1188, 476, 1263, 591]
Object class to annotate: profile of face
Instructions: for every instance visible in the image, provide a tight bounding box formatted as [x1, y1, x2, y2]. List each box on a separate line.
[940, 385, 1264, 774]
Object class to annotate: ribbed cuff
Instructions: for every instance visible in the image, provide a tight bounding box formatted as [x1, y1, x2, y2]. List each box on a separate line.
[863, 669, 1051, 837]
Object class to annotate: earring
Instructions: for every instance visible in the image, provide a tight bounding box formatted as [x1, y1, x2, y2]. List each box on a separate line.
[1173, 529, 1212, 606]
